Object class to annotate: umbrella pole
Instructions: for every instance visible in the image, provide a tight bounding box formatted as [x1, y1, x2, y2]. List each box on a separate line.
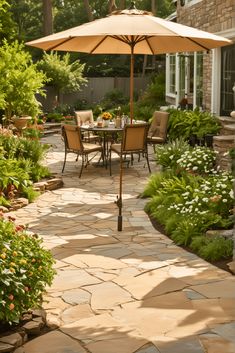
[117, 154, 123, 231]
[130, 44, 134, 124]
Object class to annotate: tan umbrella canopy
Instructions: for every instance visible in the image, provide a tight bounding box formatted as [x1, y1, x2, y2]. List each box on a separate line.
[27, 1, 231, 122]
[27, 1, 231, 231]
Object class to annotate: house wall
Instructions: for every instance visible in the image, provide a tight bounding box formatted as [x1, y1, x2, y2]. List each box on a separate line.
[176, 0, 235, 111]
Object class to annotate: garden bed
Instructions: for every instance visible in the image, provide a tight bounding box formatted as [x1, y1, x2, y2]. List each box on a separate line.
[148, 214, 233, 274]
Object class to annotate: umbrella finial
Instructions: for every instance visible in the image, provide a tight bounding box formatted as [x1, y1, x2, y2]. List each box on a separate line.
[129, 1, 137, 10]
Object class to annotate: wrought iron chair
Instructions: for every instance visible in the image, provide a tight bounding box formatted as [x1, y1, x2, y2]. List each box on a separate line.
[109, 123, 151, 176]
[74, 110, 99, 143]
[147, 111, 169, 151]
[61, 124, 103, 178]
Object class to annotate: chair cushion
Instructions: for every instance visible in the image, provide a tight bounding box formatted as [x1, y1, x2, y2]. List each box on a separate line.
[110, 143, 121, 154]
[147, 136, 164, 144]
[83, 143, 102, 152]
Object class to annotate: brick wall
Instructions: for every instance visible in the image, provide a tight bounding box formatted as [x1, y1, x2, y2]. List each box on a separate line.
[176, 0, 235, 110]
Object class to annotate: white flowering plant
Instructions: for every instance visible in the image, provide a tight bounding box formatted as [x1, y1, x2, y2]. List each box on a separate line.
[176, 146, 216, 175]
[144, 169, 234, 258]
[155, 138, 190, 170]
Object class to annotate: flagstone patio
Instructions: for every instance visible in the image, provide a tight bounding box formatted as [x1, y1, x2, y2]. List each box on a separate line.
[8, 134, 235, 353]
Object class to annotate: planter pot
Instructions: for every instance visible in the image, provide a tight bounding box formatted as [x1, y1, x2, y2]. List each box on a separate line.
[204, 134, 214, 148]
[189, 134, 198, 147]
[12, 116, 32, 130]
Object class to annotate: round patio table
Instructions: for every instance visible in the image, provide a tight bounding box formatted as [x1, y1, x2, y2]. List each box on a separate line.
[81, 124, 123, 168]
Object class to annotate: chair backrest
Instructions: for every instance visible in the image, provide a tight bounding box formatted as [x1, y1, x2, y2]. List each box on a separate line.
[74, 110, 94, 126]
[122, 123, 149, 152]
[62, 124, 83, 152]
[148, 111, 169, 140]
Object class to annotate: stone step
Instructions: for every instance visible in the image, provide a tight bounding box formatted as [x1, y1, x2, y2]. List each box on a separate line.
[44, 122, 62, 130]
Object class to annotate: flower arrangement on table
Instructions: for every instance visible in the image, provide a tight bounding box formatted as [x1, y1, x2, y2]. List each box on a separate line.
[101, 112, 112, 120]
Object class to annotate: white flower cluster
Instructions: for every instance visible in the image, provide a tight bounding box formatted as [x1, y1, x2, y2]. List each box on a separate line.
[177, 146, 216, 174]
[167, 171, 233, 216]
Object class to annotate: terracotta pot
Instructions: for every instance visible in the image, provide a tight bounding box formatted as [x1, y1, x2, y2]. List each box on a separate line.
[13, 116, 32, 130]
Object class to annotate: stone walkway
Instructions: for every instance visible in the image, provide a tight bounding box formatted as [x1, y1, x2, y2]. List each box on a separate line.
[10, 134, 235, 353]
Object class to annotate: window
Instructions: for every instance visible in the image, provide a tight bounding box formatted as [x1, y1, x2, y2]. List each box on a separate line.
[195, 52, 203, 108]
[221, 44, 235, 116]
[169, 54, 176, 95]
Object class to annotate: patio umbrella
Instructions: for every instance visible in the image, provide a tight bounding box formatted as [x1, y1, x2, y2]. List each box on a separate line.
[27, 2, 231, 122]
[26, 1, 231, 231]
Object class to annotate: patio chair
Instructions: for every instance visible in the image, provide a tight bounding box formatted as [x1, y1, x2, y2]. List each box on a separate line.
[61, 124, 103, 178]
[147, 111, 169, 151]
[74, 110, 99, 143]
[109, 123, 151, 176]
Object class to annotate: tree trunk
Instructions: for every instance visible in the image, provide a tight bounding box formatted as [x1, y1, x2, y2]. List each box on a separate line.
[120, 0, 126, 9]
[108, 0, 117, 13]
[151, 0, 156, 15]
[83, 0, 94, 21]
[142, 0, 157, 76]
[42, 0, 53, 36]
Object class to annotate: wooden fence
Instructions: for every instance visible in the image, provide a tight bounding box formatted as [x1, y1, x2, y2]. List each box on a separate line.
[38, 76, 151, 111]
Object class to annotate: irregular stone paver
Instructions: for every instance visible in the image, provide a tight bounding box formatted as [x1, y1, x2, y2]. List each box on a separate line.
[62, 288, 91, 305]
[136, 344, 161, 353]
[61, 304, 94, 324]
[48, 269, 101, 292]
[8, 134, 235, 353]
[86, 281, 133, 310]
[23, 331, 86, 353]
[154, 336, 205, 353]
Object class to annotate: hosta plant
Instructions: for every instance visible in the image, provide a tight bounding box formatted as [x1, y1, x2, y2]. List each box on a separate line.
[0, 215, 55, 324]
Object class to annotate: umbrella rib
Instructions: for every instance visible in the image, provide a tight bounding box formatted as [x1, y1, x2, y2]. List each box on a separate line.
[145, 37, 154, 55]
[90, 35, 109, 53]
[185, 37, 210, 51]
[46, 37, 75, 51]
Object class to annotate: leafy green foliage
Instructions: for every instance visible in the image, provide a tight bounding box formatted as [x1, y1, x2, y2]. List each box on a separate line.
[171, 217, 202, 246]
[190, 236, 233, 261]
[167, 109, 221, 141]
[0, 0, 16, 43]
[38, 52, 87, 101]
[133, 73, 166, 121]
[155, 138, 190, 170]
[0, 134, 50, 206]
[0, 216, 55, 324]
[0, 40, 47, 121]
[144, 168, 234, 261]
[100, 89, 129, 111]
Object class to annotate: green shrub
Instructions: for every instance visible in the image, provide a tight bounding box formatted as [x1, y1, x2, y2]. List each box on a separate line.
[138, 73, 165, 107]
[190, 236, 233, 261]
[144, 168, 234, 261]
[0, 216, 55, 324]
[155, 138, 190, 170]
[142, 169, 175, 198]
[167, 109, 221, 141]
[0, 135, 50, 206]
[46, 112, 64, 122]
[101, 89, 128, 110]
[171, 217, 202, 246]
[0, 135, 49, 164]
